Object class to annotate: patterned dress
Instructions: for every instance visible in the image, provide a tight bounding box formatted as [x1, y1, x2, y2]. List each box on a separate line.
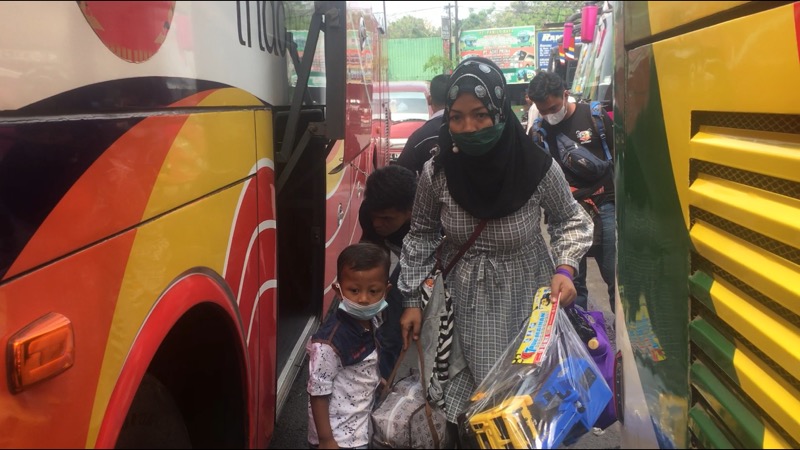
[398, 159, 593, 423]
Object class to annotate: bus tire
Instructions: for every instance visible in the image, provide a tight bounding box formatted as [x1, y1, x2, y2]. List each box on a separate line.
[115, 373, 192, 449]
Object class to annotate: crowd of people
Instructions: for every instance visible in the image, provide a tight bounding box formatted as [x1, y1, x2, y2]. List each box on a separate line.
[306, 55, 616, 449]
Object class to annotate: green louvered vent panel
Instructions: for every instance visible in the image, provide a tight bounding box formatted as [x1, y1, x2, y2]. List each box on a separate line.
[688, 351, 756, 449]
[688, 110, 800, 448]
[688, 403, 736, 449]
[692, 254, 800, 330]
[689, 318, 799, 448]
[689, 294, 800, 393]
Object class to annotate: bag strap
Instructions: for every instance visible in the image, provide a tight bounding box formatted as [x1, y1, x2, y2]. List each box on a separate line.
[378, 339, 429, 399]
[413, 397, 442, 449]
[589, 101, 613, 161]
[441, 219, 488, 278]
[327, 321, 340, 339]
[379, 342, 410, 401]
[531, 116, 548, 151]
[409, 339, 441, 449]
[377, 340, 443, 448]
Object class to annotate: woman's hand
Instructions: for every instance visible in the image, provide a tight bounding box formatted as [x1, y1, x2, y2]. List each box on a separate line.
[400, 307, 422, 350]
[551, 265, 577, 306]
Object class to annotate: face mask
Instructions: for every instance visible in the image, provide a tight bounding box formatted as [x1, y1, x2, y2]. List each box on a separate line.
[451, 122, 506, 156]
[336, 284, 388, 321]
[544, 95, 568, 125]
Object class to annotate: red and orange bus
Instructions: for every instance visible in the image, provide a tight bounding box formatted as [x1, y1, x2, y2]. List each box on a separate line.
[0, 1, 388, 447]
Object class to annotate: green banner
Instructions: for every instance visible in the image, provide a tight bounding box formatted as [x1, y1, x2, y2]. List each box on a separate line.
[460, 26, 537, 84]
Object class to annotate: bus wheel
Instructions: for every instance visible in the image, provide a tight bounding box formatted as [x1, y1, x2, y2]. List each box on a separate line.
[115, 373, 191, 449]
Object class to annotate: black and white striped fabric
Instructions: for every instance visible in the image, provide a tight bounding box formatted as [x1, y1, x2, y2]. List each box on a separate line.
[419, 268, 452, 410]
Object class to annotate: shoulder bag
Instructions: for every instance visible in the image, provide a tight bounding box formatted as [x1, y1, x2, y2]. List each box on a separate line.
[419, 219, 488, 411]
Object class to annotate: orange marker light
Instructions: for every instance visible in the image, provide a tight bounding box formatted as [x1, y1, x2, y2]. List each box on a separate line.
[7, 312, 74, 394]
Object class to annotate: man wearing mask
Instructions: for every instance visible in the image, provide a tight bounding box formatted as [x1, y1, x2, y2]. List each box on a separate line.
[528, 71, 616, 314]
[395, 74, 450, 175]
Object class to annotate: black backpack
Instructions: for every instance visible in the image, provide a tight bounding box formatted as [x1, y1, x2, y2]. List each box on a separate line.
[531, 101, 612, 182]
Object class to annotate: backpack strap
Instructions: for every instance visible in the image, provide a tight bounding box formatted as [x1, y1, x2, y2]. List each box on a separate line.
[531, 116, 549, 152]
[590, 101, 613, 161]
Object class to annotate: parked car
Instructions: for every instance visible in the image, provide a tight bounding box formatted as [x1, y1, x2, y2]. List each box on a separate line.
[382, 81, 431, 162]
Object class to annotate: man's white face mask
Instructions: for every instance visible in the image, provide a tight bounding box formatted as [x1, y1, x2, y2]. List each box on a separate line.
[544, 94, 569, 125]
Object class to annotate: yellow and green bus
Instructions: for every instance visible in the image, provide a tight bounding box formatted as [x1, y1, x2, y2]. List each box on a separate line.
[615, 1, 800, 448]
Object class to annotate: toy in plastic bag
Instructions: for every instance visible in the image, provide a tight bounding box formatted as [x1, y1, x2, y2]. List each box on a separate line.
[459, 287, 612, 449]
[562, 304, 618, 430]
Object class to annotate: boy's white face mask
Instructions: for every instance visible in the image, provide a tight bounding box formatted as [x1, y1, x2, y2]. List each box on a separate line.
[335, 283, 388, 321]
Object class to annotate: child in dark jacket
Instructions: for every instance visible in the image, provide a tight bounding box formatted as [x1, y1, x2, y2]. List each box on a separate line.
[306, 242, 390, 449]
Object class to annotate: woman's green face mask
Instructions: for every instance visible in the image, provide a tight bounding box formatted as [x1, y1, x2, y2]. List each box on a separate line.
[451, 122, 505, 156]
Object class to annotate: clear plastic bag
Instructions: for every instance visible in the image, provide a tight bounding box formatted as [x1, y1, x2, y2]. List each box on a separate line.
[458, 287, 612, 449]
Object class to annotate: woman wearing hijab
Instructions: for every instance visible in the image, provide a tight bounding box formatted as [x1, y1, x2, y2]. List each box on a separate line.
[397, 57, 593, 440]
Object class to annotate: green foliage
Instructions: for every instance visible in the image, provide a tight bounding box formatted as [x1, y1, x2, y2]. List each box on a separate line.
[388, 16, 438, 39]
[389, 1, 585, 39]
[488, 1, 584, 29]
[422, 55, 456, 74]
[284, 2, 315, 32]
[459, 7, 495, 31]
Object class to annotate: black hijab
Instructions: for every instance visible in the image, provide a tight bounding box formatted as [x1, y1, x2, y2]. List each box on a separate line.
[434, 57, 552, 219]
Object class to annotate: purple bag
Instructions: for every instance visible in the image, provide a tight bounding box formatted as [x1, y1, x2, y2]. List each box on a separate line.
[564, 305, 617, 430]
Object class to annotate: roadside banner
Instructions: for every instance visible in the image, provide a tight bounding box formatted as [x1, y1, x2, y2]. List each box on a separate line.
[537, 30, 562, 74]
[459, 26, 536, 84]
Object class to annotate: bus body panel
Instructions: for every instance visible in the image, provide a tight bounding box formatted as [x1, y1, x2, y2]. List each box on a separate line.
[93, 270, 251, 448]
[0, 232, 136, 447]
[616, 1, 800, 448]
[0, 1, 388, 447]
[622, 1, 750, 47]
[0, 1, 290, 112]
[4, 90, 263, 279]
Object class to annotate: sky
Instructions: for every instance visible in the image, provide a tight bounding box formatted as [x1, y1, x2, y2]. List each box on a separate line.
[370, 1, 513, 28]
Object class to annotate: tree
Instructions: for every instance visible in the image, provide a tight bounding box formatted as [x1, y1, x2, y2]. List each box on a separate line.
[388, 16, 438, 39]
[489, 1, 584, 29]
[422, 54, 456, 74]
[458, 6, 495, 32]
